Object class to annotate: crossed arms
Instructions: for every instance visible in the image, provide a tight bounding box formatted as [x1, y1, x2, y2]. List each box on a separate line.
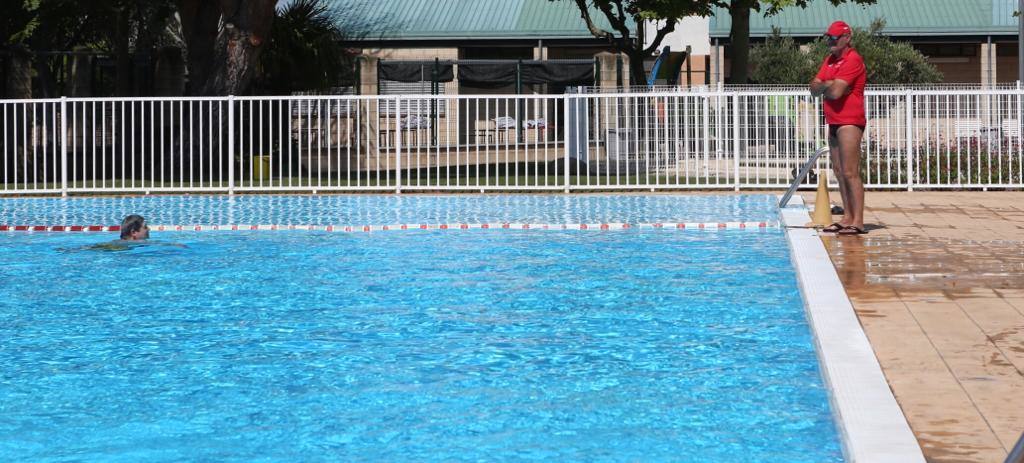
[809, 78, 851, 100]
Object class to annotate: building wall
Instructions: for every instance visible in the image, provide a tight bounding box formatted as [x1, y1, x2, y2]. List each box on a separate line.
[644, 17, 711, 56]
[364, 47, 460, 60]
[930, 57, 980, 83]
[996, 42, 1021, 83]
[996, 55, 1021, 83]
[547, 47, 611, 59]
[915, 43, 977, 84]
[679, 55, 710, 87]
[711, 40, 1017, 85]
[364, 46, 619, 61]
[360, 45, 620, 96]
[640, 17, 712, 88]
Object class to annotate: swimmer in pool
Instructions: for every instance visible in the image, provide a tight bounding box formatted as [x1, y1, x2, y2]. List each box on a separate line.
[80, 215, 183, 251]
[81, 215, 151, 251]
[118, 214, 149, 241]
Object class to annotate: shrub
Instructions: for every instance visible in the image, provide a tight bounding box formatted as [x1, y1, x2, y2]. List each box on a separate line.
[750, 27, 818, 85]
[914, 138, 1022, 185]
[750, 20, 942, 85]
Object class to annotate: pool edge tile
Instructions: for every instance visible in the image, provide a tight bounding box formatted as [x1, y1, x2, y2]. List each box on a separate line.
[780, 196, 925, 463]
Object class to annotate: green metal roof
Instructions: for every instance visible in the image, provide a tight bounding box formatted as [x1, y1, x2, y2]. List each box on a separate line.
[709, 0, 1018, 38]
[332, 0, 636, 41]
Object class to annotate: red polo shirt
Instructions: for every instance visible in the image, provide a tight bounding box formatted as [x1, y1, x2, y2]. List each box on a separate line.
[815, 48, 866, 126]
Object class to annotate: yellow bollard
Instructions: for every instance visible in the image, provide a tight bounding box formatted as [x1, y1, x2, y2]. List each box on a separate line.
[252, 155, 271, 181]
[812, 170, 833, 227]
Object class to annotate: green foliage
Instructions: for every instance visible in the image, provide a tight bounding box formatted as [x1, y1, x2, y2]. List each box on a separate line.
[259, 0, 356, 93]
[759, 0, 877, 15]
[1, 0, 175, 51]
[2, 1, 40, 46]
[916, 138, 1023, 185]
[749, 27, 816, 84]
[749, 20, 942, 85]
[805, 20, 942, 85]
[727, 0, 877, 83]
[592, 0, 719, 20]
[586, 0, 877, 19]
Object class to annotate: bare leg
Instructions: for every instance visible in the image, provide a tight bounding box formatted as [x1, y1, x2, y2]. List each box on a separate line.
[828, 128, 851, 226]
[836, 125, 865, 228]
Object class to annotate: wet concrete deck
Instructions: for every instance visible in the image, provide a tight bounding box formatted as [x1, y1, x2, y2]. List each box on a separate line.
[801, 191, 1024, 463]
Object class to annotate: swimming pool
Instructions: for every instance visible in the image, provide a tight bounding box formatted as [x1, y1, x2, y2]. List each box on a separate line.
[0, 194, 843, 462]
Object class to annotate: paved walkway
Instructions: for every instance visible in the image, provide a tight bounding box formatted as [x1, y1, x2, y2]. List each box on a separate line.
[802, 191, 1024, 463]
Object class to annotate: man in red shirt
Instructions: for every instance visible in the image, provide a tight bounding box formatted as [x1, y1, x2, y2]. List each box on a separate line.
[810, 20, 867, 235]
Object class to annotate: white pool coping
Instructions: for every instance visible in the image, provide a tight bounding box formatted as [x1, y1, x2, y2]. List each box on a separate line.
[780, 196, 925, 463]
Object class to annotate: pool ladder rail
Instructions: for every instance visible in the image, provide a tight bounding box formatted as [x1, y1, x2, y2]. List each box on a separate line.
[778, 146, 830, 209]
[1007, 432, 1024, 463]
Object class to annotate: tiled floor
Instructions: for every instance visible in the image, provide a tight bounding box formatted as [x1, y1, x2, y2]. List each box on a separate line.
[803, 192, 1024, 463]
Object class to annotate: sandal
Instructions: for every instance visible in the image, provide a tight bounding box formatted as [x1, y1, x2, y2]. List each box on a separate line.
[837, 225, 867, 235]
[821, 222, 844, 233]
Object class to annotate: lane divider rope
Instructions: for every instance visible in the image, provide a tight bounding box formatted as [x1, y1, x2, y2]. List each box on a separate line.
[0, 221, 778, 233]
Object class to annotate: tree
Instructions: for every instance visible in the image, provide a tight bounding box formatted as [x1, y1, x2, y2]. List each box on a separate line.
[1, 1, 39, 98]
[258, 0, 356, 94]
[1, 1, 40, 46]
[805, 19, 941, 85]
[749, 20, 940, 85]
[2, 0, 176, 96]
[726, 0, 876, 84]
[748, 27, 816, 84]
[554, 0, 721, 85]
[177, 0, 276, 96]
[2, 0, 108, 51]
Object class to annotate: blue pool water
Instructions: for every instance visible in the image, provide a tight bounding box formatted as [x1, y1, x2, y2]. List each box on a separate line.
[0, 194, 778, 226]
[0, 195, 843, 462]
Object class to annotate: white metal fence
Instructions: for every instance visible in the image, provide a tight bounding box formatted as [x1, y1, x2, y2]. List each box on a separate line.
[2, 89, 1021, 195]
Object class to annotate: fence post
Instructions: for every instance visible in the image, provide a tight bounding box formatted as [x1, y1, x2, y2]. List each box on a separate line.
[563, 95, 571, 193]
[1018, 81, 1023, 188]
[732, 93, 741, 191]
[394, 96, 402, 194]
[905, 92, 914, 191]
[228, 95, 235, 195]
[60, 97, 68, 197]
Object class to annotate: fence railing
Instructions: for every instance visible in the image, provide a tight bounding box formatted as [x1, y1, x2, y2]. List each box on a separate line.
[572, 83, 1024, 94]
[2, 89, 1022, 195]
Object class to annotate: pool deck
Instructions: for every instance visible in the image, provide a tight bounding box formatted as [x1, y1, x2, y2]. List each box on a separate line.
[800, 191, 1024, 463]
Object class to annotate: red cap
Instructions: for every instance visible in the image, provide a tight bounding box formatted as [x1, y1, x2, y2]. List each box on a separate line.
[826, 21, 851, 36]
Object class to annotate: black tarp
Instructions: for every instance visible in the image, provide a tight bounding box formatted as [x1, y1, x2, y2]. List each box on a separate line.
[379, 62, 454, 83]
[457, 63, 517, 88]
[457, 62, 594, 87]
[521, 62, 593, 85]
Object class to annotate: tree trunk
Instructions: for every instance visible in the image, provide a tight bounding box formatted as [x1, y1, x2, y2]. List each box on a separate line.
[728, 0, 751, 85]
[154, 47, 186, 96]
[176, 0, 275, 182]
[627, 50, 647, 88]
[5, 47, 33, 99]
[177, 0, 276, 96]
[69, 46, 94, 97]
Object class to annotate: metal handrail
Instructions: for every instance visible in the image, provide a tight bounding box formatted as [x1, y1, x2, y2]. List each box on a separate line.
[1007, 432, 1024, 463]
[779, 146, 830, 208]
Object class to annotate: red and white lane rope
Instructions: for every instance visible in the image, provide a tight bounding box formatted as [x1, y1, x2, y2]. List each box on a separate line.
[1, 221, 778, 233]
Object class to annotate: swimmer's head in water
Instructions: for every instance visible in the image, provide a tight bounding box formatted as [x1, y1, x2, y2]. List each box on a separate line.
[120, 214, 149, 240]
